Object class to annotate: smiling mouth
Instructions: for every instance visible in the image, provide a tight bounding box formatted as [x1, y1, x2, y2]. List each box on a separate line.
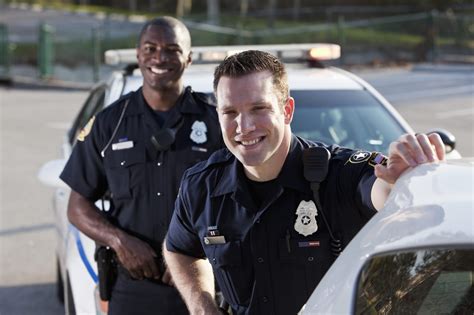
[238, 137, 264, 146]
[149, 67, 171, 75]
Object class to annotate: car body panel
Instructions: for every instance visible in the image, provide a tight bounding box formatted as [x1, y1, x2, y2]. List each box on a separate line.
[301, 159, 474, 314]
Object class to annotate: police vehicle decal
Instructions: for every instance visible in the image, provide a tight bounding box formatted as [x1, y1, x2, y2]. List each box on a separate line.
[70, 224, 98, 283]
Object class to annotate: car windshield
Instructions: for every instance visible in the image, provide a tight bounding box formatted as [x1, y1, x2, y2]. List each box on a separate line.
[291, 90, 405, 154]
[355, 248, 474, 314]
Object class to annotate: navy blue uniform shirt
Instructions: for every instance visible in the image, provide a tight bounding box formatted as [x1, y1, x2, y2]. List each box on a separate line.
[166, 135, 383, 315]
[61, 86, 223, 254]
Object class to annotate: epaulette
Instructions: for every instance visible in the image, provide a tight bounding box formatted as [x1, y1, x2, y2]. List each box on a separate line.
[192, 90, 216, 108]
[185, 148, 232, 177]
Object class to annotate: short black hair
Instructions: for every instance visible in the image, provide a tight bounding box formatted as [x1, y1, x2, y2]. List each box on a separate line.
[137, 16, 191, 52]
[213, 50, 289, 105]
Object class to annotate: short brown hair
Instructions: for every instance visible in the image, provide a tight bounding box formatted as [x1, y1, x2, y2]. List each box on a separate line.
[213, 50, 289, 106]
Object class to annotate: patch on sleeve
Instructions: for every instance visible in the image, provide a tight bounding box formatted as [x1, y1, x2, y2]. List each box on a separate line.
[77, 116, 95, 142]
[346, 151, 371, 164]
[368, 152, 388, 167]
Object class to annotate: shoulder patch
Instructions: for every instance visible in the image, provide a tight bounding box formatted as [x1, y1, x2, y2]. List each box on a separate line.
[77, 116, 95, 142]
[346, 150, 371, 164]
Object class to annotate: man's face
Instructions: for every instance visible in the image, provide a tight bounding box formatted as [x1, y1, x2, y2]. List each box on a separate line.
[216, 71, 294, 174]
[136, 25, 191, 92]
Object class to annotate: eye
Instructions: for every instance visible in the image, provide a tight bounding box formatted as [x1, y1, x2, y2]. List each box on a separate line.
[143, 46, 156, 53]
[253, 105, 268, 111]
[166, 46, 182, 54]
[220, 109, 237, 116]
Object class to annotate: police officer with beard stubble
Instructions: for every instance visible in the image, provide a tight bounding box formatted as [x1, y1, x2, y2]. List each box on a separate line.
[60, 17, 222, 315]
[163, 50, 446, 315]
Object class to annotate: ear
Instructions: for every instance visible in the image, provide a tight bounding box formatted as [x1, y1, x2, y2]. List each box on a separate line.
[186, 51, 193, 67]
[136, 47, 140, 61]
[283, 97, 295, 125]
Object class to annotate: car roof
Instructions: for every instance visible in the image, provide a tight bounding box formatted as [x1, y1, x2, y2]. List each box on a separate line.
[121, 64, 364, 96]
[302, 159, 474, 314]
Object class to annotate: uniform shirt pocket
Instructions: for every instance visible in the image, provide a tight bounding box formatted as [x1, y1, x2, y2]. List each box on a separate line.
[104, 146, 146, 200]
[278, 234, 334, 296]
[205, 240, 250, 306]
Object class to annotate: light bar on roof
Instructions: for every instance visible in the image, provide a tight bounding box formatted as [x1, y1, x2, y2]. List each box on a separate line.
[104, 43, 341, 65]
[105, 49, 136, 65]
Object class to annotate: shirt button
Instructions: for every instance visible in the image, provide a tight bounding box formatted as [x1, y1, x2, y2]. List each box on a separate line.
[308, 256, 314, 262]
[157, 162, 161, 166]
[156, 192, 161, 196]
[256, 219, 261, 224]
[257, 257, 264, 263]
[212, 258, 217, 264]
[262, 296, 269, 303]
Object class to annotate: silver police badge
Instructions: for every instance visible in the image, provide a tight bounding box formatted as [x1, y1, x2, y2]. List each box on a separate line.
[294, 200, 318, 237]
[190, 121, 207, 144]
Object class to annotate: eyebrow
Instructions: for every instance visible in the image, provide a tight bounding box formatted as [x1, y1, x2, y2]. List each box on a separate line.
[142, 41, 181, 48]
[218, 100, 269, 111]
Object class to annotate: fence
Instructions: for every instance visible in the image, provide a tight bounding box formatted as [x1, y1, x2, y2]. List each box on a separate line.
[0, 9, 472, 85]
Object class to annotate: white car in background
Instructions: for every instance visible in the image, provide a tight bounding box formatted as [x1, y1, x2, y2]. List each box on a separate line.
[38, 43, 461, 315]
[300, 159, 474, 314]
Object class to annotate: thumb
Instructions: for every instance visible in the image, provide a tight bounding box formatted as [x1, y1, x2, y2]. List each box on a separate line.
[374, 164, 397, 184]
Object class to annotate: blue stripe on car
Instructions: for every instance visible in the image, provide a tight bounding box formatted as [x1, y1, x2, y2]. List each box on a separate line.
[72, 226, 98, 283]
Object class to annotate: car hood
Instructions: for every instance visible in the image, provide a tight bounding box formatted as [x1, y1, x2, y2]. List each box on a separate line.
[301, 159, 474, 314]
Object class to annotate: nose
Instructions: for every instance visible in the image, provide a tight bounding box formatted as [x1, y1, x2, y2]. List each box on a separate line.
[151, 48, 167, 62]
[235, 113, 256, 135]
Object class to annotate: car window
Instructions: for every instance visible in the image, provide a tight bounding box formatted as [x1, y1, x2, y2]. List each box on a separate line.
[291, 90, 406, 154]
[68, 85, 106, 145]
[355, 248, 474, 315]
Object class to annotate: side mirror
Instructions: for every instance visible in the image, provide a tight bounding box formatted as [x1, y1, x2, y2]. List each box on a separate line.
[427, 129, 456, 153]
[38, 159, 68, 188]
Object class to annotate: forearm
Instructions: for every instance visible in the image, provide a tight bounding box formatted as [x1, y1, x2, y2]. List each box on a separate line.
[371, 178, 393, 211]
[67, 190, 125, 250]
[163, 243, 220, 315]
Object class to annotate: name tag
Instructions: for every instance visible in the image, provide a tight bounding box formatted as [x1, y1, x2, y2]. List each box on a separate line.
[204, 236, 226, 245]
[112, 141, 134, 151]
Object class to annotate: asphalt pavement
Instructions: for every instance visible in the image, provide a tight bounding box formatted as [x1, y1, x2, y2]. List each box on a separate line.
[0, 86, 86, 314]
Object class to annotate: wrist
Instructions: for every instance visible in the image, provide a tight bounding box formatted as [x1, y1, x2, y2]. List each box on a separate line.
[108, 227, 126, 252]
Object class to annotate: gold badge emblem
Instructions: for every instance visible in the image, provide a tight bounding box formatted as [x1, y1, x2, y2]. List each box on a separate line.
[77, 116, 95, 142]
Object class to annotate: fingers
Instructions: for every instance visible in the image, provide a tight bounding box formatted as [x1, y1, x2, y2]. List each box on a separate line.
[388, 140, 417, 167]
[116, 236, 161, 280]
[391, 133, 445, 167]
[428, 132, 446, 161]
[374, 164, 397, 184]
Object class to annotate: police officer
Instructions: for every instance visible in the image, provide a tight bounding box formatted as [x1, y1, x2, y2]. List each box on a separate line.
[60, 17, 222, 315]
[163, 50, 446, 315]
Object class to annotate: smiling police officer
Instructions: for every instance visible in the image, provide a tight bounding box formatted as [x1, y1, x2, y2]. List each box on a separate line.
[60, 17, 222, 315]
[163, 50, 446, 315]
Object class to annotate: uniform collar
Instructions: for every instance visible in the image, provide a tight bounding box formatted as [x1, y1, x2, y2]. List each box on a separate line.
[278, 134, 312, 195]
[125, 86, 205, 117]
[211, 135, 311, 199]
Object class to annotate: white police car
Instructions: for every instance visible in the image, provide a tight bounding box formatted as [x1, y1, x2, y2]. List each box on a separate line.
[38, 43, 460, 315]
[300, 158, 474, 314]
